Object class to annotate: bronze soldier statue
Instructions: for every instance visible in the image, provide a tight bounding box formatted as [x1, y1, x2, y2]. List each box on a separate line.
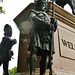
[28, 0, 57, 75]
[0, 24, 17, 75]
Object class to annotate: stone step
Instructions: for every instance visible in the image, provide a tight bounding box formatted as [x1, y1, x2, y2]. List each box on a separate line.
[35, 68, 49, 75]
[15, 68, 56, 75]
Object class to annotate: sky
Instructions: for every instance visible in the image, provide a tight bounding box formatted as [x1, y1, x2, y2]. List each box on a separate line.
[0, 0, 72, 75]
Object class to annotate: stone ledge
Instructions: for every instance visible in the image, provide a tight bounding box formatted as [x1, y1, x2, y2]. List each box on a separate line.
[54, 68, 75, 75]
[15, 68, 75, 75]
[15, 68, 56, 75]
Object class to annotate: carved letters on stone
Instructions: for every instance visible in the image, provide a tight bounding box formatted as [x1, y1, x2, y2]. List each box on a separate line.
[58, 25, 75, 60]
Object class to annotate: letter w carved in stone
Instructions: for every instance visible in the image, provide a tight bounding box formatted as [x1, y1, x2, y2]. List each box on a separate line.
[61, 39, 67, 47]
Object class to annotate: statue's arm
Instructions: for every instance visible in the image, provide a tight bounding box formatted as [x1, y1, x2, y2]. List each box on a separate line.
[30, 12, 50, 26]
[50, 17, 58, 32]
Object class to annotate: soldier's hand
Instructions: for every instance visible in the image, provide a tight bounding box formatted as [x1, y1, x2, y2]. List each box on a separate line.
[9, 51, 14, 56]
[13, 39, 17, 44]
[50, 17, 57, 30]
[51, 24, 55, 30]
[51, 17, 56, 24]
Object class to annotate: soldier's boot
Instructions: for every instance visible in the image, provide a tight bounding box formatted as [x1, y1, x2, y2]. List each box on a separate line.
[30, 54, 37, 75]
[40, 55, 48, 75]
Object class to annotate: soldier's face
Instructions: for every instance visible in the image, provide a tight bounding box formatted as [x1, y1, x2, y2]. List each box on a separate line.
[35, 2, 46, 11]
[40, 3, 46, 11]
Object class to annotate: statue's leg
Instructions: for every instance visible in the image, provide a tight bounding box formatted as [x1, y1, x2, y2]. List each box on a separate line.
[49, 56, 53, 75]
[0, 54, 3, 66]
[3, 61, 9, 75]
[40, 50, 48, 75]
[29, 46, 37, 75]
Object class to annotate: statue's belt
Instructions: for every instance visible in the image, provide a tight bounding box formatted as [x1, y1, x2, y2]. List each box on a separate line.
[39, 31, 51, 43]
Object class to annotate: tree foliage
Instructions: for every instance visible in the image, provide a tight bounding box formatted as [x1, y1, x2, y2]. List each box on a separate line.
[8, 67, 17, 75]
[3, 67, 17, 75]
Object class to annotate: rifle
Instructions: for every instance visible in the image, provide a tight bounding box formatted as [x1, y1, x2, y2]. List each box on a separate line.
[48, 0, 55, 75]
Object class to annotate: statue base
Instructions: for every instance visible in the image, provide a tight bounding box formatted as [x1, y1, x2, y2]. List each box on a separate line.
[15, 68, 56, 75]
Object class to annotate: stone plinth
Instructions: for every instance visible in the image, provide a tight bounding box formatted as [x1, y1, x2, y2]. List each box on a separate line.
[14, 2, 75, 75]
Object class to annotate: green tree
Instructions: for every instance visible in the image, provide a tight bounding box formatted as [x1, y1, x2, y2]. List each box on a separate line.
[9, 67, 17, 75]
[3, 67, 17, 75]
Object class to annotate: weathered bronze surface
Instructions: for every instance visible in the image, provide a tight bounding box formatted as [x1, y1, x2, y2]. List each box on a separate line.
[0, 24, 17, 75]
[28, 0, 57, 75]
